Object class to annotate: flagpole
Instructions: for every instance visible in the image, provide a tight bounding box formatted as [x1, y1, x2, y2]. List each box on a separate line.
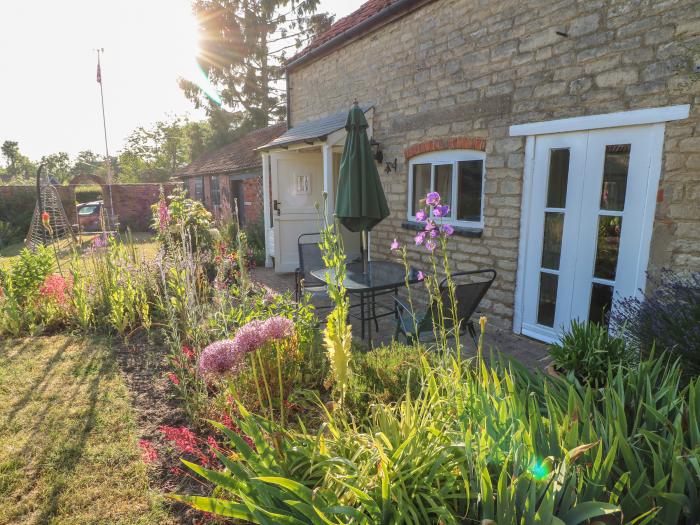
[96, 48, 115, 228]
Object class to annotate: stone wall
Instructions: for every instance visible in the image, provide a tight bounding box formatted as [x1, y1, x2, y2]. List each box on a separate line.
[288, 0, 700, 327]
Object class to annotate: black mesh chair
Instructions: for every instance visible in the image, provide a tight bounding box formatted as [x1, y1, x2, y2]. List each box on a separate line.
[294, 233, 329, 302]
[394, 269, 496, 346]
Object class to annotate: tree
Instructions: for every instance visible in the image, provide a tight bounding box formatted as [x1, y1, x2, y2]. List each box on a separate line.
[117, 116, 209, 182]
[40, 152, 71, 184]
[1, 141, 19, 169]
[1, 141, 35, 183]
[180, 0, 333, 130]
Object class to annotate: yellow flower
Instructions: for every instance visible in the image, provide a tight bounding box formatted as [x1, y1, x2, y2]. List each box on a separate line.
[479, 316, 487, 333]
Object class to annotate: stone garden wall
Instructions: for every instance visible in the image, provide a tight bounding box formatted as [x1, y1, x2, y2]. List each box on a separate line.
[288, 0, 700, 327]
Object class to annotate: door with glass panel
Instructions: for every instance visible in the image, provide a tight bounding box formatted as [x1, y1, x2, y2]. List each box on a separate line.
[521, 126, 658, 342]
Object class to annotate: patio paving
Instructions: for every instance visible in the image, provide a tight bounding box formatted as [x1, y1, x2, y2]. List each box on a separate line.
[250, 267, 549, 369]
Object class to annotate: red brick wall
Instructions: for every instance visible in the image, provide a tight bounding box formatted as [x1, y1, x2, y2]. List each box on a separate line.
[0, 185, 77, 225]
[182, 173, 263, 227]
[107, 183, 182, 232]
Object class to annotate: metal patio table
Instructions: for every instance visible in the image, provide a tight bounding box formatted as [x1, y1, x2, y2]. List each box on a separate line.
[311, 260, 421, 341]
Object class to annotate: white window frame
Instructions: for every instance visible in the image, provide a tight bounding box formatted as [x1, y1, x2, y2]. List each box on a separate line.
[406, 149, 485, 229]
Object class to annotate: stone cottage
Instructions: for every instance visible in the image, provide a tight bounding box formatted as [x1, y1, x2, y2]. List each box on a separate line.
[178, 123, 285, 227]
[258, 0, 700, 342]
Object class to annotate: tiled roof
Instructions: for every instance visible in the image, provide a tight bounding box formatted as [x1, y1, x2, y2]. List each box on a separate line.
[289, 0, 405, 65]
[258, 106, 372, 150]
[177, 123, 287, 177]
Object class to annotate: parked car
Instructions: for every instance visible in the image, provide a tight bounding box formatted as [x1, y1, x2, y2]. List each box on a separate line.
[76, 200, 102, 232]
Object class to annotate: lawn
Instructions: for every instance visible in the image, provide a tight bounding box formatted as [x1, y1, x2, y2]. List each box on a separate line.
[0, 335, 173, 524]
[0, 232, 159, 270]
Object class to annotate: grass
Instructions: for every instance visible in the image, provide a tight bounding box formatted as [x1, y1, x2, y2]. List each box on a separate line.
[0, 335, 174, 524]
[0, 232, 160, 270]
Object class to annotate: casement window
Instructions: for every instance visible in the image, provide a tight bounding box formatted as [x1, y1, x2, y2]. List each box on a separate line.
[194, 177, 204, 202]
[210, 176, 221, 206]
[407, 150, 485, 228]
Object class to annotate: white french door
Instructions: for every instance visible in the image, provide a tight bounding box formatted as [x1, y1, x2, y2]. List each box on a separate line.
[520, 124, 663, 343]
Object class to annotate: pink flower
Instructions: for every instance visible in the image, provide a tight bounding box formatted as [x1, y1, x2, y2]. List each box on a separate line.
[415, 209, 427, 222]
[426, 192, 440, 206]
[197, 339, 247, 377]
[417, 271, 425, 281]
[167, 372, 180, 385]
[429, 228, 439, 238]
[229, 320, 266, 354]
[425, 239, 437, 252]
[157, 192, 170, 233]
[39, 274, 73, 305]
[434, 204, 450, 218]
[415, 231, 426, 246]
[441, 224, 455, 237]
[181, 344, 195, 360]
[160, 425, 198, 455]
[260, 316, 295, 340]
[139, 439, 159, 464]
[390, 238, 400, 251]
[424, 220, 437, 231]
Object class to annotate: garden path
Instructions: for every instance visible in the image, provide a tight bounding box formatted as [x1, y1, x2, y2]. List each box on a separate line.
[250, 267, 548, 369]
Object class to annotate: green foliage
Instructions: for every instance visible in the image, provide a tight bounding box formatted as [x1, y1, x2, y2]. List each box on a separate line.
[180, 0, 332, 128]
[177, 353, 700, 525]
[548, 320, 629, 386]
[4, 246, 54, 302]
[345, 342, 427, 418]
[75, 185, 103, 203]
[151, 187, 216, 251]
[0, 220, 22, 247]
[0, 189, 38, 241]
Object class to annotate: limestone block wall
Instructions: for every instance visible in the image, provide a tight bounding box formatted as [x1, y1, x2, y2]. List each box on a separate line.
[288, 0, 700, 327]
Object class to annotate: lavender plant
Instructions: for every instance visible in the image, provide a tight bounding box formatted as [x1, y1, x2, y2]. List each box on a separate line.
[614, 269, 700, 377]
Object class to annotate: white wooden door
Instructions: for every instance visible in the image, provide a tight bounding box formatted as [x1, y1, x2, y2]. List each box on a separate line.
[521, 125, 663, 342]
[271, 151, 324, 273]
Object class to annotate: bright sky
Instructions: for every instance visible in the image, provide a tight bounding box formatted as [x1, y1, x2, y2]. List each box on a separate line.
[0, 0, 363, 163]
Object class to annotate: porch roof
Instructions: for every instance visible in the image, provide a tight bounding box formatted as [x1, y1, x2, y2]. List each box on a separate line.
[258, 106, 372, 151]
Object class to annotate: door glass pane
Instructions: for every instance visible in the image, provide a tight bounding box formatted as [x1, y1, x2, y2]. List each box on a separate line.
[412, 164, 431, 215]
[546, 149, 570, 208]
[594, 215, 622, 280]
[434, 164, 453, 218]
[589, 283, 613, 326]
[600, 144, 630, 211]
[457, 160, 483, 222]
[537, 272, 558, 327]
[541, 212, 564, 270]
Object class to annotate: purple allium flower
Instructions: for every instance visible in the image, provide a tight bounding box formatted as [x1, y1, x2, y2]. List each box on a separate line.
[425, 239, 437, 252]
[260, 316, 295, 340]
[415, 209, 428, 222]
[390, 238, 400, 251]
[417, 271, 425, 281]
[426, 192, 440, 206]
[231, 319, 267, 354]
[433, 204, 450, 218]
[198, 339, 247, 377]
[441, 224, 455, 237]
[414, 231, 426, 246]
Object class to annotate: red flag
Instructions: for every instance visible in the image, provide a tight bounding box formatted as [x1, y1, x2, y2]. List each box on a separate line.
[96, 62, 102, 83]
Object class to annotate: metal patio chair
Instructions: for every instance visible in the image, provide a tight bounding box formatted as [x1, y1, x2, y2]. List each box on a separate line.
[294, 233, 330, 304]
[394, 269, 497, 346]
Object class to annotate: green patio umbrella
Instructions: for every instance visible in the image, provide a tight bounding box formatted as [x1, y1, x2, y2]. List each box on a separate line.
[335, 102, 390, 272]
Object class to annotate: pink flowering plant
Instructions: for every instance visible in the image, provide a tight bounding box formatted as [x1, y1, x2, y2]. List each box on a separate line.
[395, 191, 462, 354]
[197, 316, 298, 425]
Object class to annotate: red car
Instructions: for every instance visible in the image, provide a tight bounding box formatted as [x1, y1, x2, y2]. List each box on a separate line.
[76, 201, 102, 232]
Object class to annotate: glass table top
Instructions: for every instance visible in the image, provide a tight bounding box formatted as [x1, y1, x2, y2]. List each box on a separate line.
[311, 260, 420, 292]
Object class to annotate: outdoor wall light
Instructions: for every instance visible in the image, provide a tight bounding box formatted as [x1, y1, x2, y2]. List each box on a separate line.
[384, 158, 397, 174]
[370, 139, 383, 163]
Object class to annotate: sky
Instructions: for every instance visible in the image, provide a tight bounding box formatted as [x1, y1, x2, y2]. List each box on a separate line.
[0, 0, 363, 163]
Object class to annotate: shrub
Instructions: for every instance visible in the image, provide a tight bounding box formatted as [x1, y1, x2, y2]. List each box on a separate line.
[614, 270, 700, 378]
[151, 187, 217, 251]
[0, 219, 23, 247]
[548, 320, 629, 386]
[4, 246, 54, 303]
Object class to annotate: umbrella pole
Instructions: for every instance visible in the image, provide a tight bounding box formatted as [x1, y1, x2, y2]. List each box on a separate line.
[362, 229, 368, 274]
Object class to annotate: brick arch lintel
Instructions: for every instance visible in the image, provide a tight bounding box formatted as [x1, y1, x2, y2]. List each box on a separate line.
[404, 137, 487, 161]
